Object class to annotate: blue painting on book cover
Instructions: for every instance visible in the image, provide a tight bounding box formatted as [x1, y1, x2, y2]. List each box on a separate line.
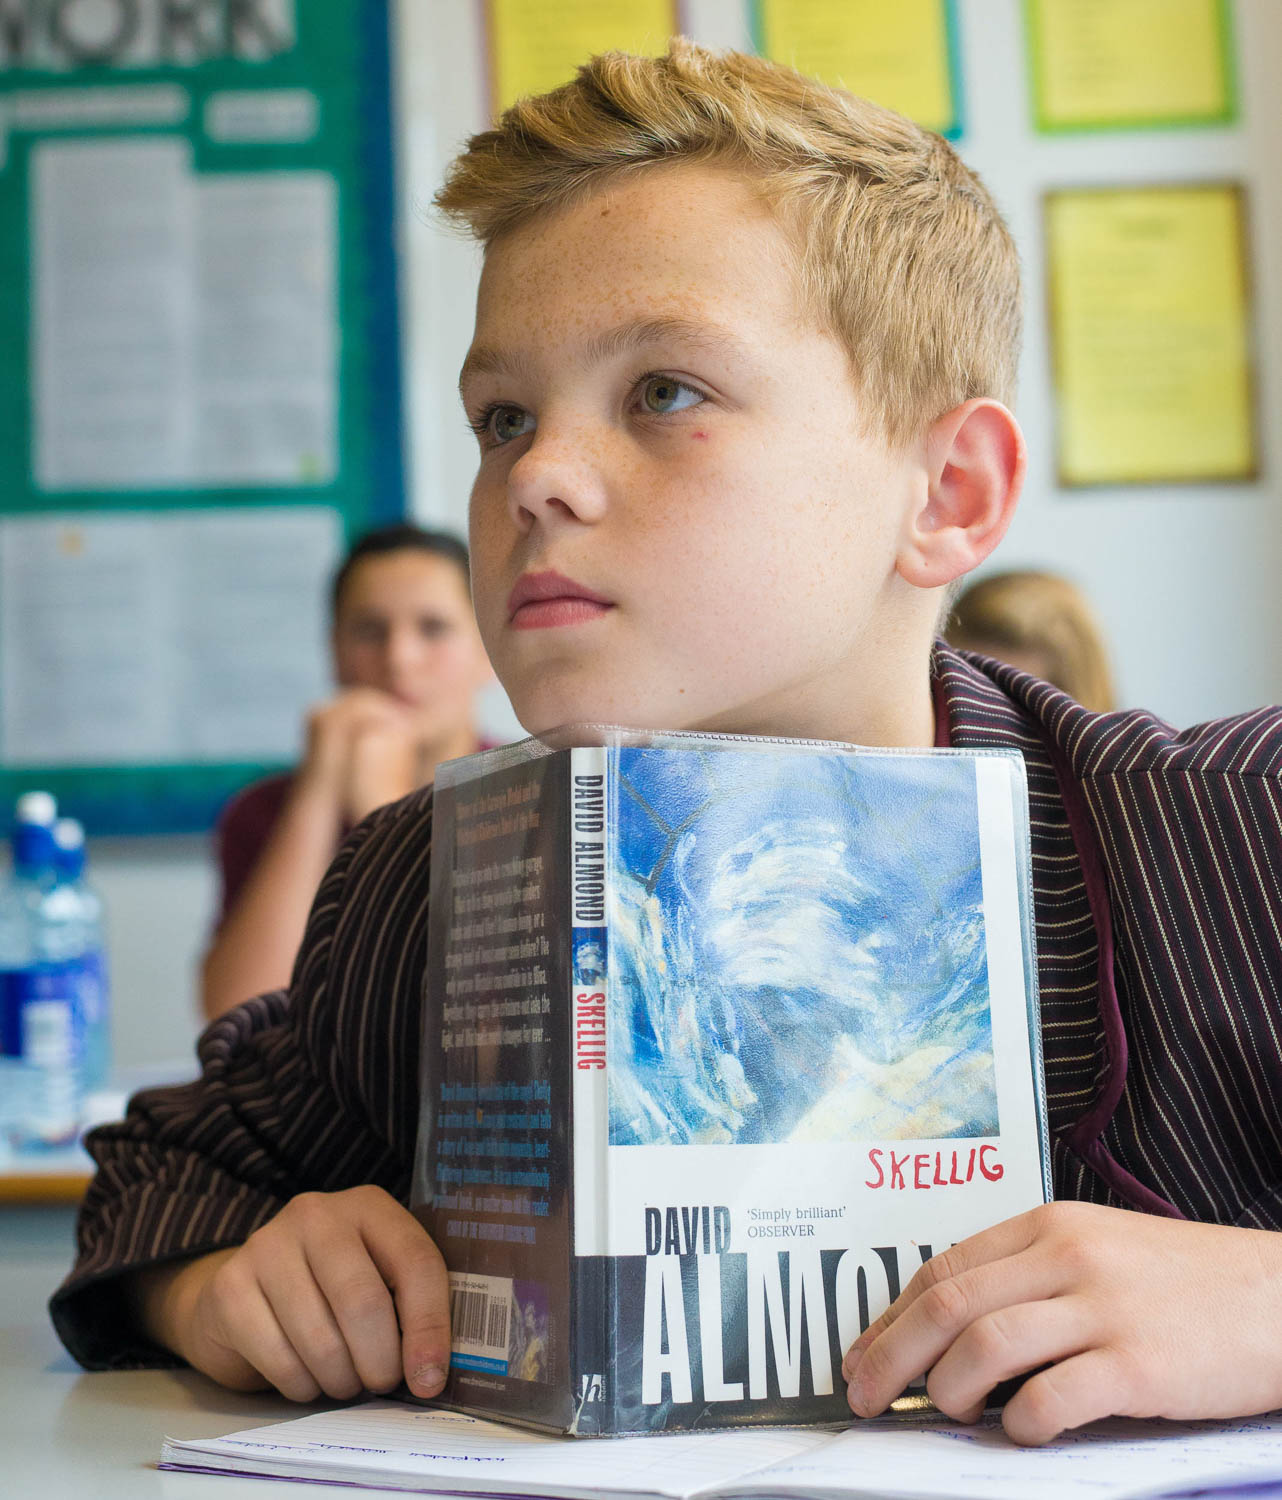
[607, 748, 996, 1147]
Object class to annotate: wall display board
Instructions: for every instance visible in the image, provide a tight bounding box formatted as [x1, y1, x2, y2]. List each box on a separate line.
[485, 0, 679, 116]
[1046, 184, 1256, 489]
[752, 0, 961, 139]
[0, 0, 405, 834]
[1025, 0, 1236, 132]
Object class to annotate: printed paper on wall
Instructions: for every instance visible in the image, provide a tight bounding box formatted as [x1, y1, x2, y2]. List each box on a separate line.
[1046, 184, 1256, 487]
[486, 0, 678, 115]
[753, 0, 960, 138]
[1026, 0, 1236, 131]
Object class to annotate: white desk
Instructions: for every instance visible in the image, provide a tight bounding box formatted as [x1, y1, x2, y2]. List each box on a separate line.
[0, 1207, 398, 1497]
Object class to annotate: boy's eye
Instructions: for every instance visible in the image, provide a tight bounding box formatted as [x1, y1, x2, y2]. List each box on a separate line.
[639, 376, 703, 415]
[485, 406, 535, 444]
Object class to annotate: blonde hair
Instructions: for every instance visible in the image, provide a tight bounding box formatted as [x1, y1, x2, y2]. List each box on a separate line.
[946, 570, 1116, 712]
[436, 38, 1021, 446]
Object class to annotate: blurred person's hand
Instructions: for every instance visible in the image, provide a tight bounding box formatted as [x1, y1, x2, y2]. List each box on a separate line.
[346, 717, 424, 824]
[300, 686, 423, 825]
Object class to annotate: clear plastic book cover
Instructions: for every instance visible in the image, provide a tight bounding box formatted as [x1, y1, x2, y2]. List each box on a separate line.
[414, 726, 1050, 1434]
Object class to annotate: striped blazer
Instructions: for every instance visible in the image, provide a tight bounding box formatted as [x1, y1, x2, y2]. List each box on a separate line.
[50, 644, 1282, 1369]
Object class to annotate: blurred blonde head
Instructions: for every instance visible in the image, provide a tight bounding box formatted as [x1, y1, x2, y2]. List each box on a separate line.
[436, 37, 1021, 447]
[947, 571, 1116, 712]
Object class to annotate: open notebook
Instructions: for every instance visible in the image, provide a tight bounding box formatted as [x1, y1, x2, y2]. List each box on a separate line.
[160, 1400, 1282, 1499]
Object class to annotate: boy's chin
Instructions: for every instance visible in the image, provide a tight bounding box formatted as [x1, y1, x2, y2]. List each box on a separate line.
[506, 669, 754, 741]
[511, 689, 689, 741]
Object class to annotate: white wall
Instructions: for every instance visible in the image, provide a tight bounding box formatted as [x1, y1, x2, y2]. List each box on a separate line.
[95, 0, 1282, 1070]
[956, 0, 1282, 723]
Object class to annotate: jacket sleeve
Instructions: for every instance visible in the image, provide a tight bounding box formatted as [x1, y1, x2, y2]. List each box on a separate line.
[48, 786, 435, 1370]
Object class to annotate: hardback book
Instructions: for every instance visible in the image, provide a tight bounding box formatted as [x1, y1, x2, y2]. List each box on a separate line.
[411, 729, 1050, 1437]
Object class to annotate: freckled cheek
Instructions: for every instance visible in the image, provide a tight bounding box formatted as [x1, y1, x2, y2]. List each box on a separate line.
[466, 554, 508, 637]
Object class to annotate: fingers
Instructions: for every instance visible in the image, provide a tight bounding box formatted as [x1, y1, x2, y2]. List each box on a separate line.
[1002, 1349, 1135, 1446]
[924, 1296, 1095, 1423]
[305, 689, 416, 776]
[358, 1196, 453, 1398]
[195, 1188, 451, 1406]
[205, 1264, 322, 1403]
[842, 1210, 1049, 1378]
[334, 687, 417, 733]
[303, 1224, 404, 1396]
[845, 1242, 1071, 1417]
[257, 1236, 368, 1401]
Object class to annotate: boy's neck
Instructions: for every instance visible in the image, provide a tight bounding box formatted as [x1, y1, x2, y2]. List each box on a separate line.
[690, 655, 937, 750]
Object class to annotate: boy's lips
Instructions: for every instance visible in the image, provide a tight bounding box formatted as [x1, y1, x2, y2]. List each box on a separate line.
[507, 570, 614, 630]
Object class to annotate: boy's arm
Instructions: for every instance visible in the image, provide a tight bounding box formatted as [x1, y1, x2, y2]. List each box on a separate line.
[50, 788, 442, 1390]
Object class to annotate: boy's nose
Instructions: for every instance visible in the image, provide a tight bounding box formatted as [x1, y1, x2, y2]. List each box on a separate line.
[505, 432, 610, 531]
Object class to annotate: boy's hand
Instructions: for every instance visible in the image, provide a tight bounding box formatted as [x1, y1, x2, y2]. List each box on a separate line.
[135, 1185, 451, 1402]
[841, 1201, 1282, 1445]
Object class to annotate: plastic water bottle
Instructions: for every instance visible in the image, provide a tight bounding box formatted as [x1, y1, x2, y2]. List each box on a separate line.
[0, 792, 83, 1150]
[0, 794, 58, 1141]
[50, 818, 110, 1093]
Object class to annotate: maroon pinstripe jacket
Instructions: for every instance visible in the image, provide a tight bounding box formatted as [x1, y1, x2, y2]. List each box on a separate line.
[50, 644, 1282, 1368]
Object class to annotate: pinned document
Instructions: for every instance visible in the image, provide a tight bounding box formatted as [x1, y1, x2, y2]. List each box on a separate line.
[486, 0, 678, 115]
[1026, 0, 1236, 131]
[1046, 185, 1256, 488]
[753, 0, 960, 138]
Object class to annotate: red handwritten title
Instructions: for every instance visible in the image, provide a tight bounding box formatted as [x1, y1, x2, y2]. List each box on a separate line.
[574, 990, 606, 1070]
[866, 1145, 1004, 1190]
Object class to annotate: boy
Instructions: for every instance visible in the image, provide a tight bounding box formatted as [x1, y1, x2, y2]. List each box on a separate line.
[52, 42, 1282, 1447]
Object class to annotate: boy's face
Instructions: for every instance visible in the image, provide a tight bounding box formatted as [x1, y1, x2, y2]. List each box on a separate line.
[462, 164, 935, 744]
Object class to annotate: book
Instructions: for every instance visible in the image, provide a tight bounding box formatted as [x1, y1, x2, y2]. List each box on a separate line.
[411, 729, 1051, 1436]
[160, 1399, 1282, 1498]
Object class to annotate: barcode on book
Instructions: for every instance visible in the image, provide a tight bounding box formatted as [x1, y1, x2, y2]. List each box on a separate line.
[451, 1288, 509, 1348]
[448, 1271, 512, 1376]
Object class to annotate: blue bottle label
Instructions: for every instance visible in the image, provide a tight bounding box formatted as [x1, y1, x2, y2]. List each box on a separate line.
[0, 963, 87, 1062]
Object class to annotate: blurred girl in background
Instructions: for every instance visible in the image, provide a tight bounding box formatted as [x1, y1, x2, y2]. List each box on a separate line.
[202, 525, 494, 1019]
[947, 569, 1116, 713]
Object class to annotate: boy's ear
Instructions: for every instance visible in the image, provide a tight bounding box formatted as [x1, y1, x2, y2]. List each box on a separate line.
[896, 399, 1026, 590]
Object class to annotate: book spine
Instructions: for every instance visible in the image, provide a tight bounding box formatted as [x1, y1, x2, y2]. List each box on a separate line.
[415, 749, 578, 1432]
[568, 745, 613, 1433]
[570, 745, 610, 1253]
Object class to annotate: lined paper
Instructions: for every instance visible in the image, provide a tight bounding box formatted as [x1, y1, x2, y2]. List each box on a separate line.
[163, 1402, 827, 1497]
[162, 1401, 1282, 1500]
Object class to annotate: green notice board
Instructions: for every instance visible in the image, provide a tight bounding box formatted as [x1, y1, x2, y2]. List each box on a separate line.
[0, 0, 405, 834]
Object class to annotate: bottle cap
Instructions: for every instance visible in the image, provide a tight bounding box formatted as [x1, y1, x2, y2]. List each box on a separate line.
[52, 818, 86, 880]
[14, 790, 56, 827]
[52, 817, 84, 852]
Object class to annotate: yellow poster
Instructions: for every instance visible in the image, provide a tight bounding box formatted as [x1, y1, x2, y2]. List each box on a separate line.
[1047, 186, 1255, 487]
[1027, 0, 1235, 131]
[487, 0, 678, 115]
[755, 0, 958, 137]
